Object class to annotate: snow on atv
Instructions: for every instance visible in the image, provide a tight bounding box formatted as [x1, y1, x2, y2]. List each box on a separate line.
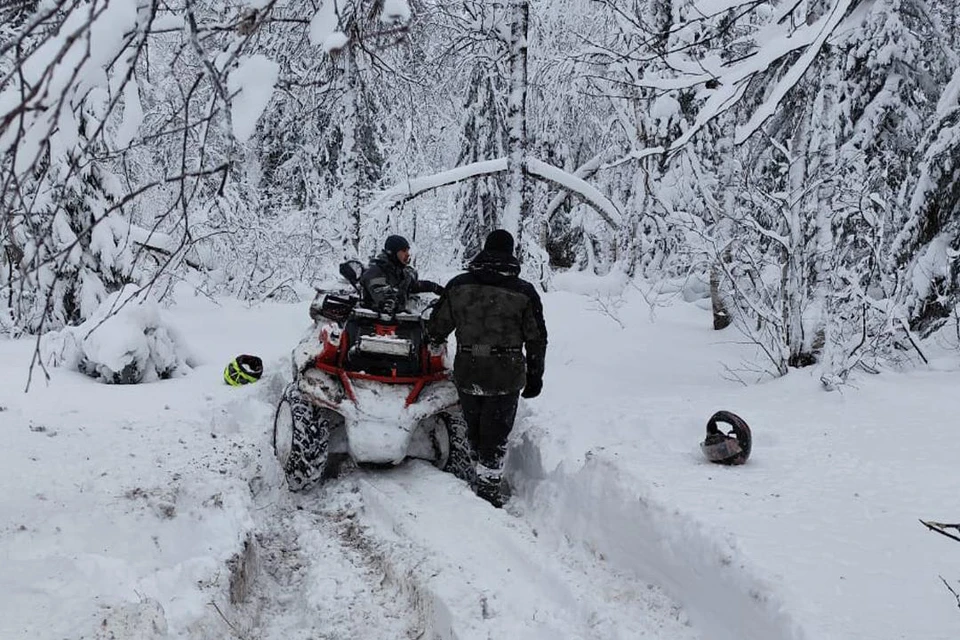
[273, 260, 473, 491]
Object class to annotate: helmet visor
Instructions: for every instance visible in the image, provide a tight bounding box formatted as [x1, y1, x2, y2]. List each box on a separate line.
[700, 436, 743, 463]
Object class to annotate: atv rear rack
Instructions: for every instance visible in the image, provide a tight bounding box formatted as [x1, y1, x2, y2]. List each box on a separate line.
[312, 361, 449, 407]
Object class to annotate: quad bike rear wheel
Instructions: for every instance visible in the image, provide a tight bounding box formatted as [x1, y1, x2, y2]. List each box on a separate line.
[273, 383, 341, 491]
[432, 410, 476, 487]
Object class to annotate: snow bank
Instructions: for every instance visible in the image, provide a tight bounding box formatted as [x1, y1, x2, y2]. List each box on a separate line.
[655, 273, 712, 302]
[507, 434, 807, 640]
[41, 286, 195, 384]
[550, 267, 629, 296]
[8, 284, 960, 639]
[355, 462, 702, 640]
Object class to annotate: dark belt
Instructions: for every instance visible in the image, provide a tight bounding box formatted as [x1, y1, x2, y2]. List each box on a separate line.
[457, 344, 523, 356]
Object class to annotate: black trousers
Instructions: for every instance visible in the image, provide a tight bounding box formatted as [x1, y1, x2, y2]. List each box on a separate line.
[458, 391, 520, 469]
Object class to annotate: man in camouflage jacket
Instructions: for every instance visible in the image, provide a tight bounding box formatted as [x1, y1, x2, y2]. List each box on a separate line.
[360, 235, 444, 313]
[426, 229, 547, 507]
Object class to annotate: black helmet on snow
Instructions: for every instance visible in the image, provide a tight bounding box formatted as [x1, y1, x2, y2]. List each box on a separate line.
[700, 410, 751, 465]
[224, 354, 263, 386]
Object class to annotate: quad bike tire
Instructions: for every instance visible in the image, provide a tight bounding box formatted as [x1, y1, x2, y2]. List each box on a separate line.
[432, 410, 476, 487]
[273, 383, 343, 491]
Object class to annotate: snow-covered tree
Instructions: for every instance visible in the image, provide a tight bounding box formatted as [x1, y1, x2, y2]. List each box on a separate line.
[0, 1, 155, 332]
[605, 0, 955, 377]
[4, 0, 959, 384]
[455, 66, 508, 257]
[893, 67, 960, 337]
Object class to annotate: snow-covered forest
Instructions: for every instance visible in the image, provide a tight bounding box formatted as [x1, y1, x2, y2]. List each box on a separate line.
[6, 2, 960, 639]
[2, 0, 959, 383]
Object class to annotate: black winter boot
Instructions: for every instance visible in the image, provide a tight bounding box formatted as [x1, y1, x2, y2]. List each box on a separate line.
[475, 462, 506, 508]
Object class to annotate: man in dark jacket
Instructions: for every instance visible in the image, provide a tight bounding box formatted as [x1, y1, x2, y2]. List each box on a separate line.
[426, 229, 547, 507]
[360, 235, 444, 313]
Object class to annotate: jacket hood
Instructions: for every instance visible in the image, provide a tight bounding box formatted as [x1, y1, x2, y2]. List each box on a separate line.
[371, 252, 417, 280]
[468, 249, 521, 283]
[372, 251, 402, 269]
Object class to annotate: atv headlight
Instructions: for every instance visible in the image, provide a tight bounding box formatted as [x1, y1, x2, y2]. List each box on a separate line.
[357, 335, 413, 357]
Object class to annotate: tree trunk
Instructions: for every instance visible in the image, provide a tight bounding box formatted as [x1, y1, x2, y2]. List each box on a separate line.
[783, 114, 812, 370]
[711, 243, 733, 330]
[950, 2, 957, 49]
[504, 0, 530, 253]
[341, 38, 361, 256]
[710, 265, 732, 330]
[811, 64, 840, 374]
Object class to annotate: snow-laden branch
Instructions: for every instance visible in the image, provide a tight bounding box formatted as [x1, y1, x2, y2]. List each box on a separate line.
[128, 224, 208, 272]
[638, 2, 833, 93]
[734, 0, 854, 144]
[366, 158, 508, 210]
[543, 149, 612, 224]
[600, 145, 667, 171]
[624, 0, 855, 153]
[525, 158, 622, 228]
[690, 0, 767, 19]
[128, 224, 180, 256]
[2, 4, 126, 172]
[668, 79, 751, 152]
[367, 156, 624, 229]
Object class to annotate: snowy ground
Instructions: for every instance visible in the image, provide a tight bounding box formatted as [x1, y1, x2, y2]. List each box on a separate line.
[2, 282, 960, 639]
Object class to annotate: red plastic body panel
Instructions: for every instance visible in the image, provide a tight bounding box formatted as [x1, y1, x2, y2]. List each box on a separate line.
[311, 322, 450, 407]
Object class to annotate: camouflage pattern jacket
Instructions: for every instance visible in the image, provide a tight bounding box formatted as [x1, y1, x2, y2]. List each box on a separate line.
[426, 250, 547, 395]
[360, 252, 442, 312]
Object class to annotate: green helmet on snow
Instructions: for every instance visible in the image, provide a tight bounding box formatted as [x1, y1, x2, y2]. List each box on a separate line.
[224, 354, 263, 386]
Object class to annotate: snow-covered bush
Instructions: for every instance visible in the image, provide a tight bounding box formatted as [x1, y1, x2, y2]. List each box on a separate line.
[41, 286, 195, 384]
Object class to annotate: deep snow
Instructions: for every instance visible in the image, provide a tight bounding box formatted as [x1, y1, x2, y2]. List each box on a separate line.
[2, 281, 959, 639]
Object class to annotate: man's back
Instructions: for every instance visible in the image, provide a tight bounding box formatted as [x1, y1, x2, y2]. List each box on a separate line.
[428, 249, 546, 395]
[425, 228, 547, 507]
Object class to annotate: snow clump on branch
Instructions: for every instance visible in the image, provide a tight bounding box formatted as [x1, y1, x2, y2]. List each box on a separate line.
[228, 55, 280, 143]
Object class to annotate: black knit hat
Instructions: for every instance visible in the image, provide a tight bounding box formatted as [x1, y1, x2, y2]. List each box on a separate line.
[384, 235, 410, 256]
[483, 229, 514, 254]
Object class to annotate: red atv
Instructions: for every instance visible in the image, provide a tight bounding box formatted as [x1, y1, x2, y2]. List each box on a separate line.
[273, 261, 473, 491]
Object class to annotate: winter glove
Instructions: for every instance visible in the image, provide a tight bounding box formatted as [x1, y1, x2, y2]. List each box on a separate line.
[420, 280, 444, 296]
[380, 298, 397, 315]
[521, 375, 542, 399]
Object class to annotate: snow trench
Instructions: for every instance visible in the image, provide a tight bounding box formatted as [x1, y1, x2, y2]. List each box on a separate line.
[352, 463, 700, 640]
[507, 431, 808, 640]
